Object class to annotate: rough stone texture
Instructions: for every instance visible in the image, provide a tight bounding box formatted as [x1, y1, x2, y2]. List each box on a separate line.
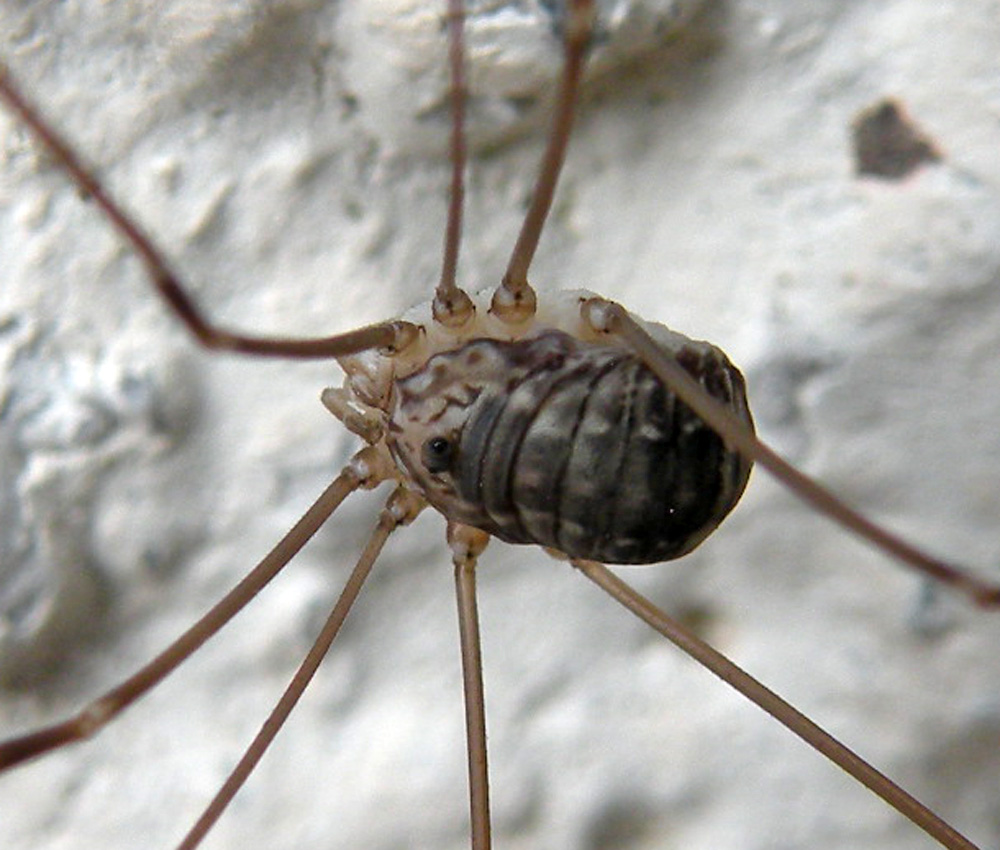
[1, 1, 999, 849]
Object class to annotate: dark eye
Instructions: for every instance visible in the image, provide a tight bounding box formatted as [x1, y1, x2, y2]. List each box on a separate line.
[421, 436, 454, 474]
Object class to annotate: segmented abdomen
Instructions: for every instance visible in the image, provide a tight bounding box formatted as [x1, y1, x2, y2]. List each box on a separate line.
[389, 330, 753, 564]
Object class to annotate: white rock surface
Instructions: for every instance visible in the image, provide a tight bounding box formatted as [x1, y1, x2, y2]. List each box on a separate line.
[1, 1, 999, 849]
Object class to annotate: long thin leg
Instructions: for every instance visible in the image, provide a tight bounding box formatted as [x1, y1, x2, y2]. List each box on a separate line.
[581, 297, 1000, 608]
[0, 64, 417, 359]
[573, 559, 982, 850]
[491, 0, 595, 322]
[177, 486, 424, 850]
[0, 447, 387, 770]
[451, 524, 492, 850]
[433, 0, 475, 328]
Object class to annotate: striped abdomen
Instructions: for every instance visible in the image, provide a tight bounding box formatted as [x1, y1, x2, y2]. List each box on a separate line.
[387, 330, 752, 564]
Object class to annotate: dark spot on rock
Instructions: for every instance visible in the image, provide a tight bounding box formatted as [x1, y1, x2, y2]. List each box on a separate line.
[852, 98, 942, 180]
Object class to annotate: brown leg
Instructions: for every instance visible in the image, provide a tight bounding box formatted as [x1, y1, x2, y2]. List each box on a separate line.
[451, 523, 492, 850]
[177, 486, 424, 850]
[0, 448, 389, 771]
[433, 0, 476, 328]
[0, 64, 416, 360]
[582, 296, 1000, 609]
[491, 0, 596, 324]
[573, 558, 981, 850]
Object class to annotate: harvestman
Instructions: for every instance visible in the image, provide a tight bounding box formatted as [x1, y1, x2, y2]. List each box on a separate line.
[1, 1, 999, 848]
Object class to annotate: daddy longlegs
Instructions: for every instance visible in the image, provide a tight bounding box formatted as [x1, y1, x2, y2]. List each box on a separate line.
[5, 0, 996, 846]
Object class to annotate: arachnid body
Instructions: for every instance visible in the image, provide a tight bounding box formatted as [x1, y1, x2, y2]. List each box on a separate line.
[2, 1, 1000, 850]
[346, 289, 753, 565]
